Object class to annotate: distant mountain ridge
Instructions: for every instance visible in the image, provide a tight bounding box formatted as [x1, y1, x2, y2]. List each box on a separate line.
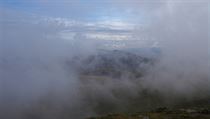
[68, 49, 156, 79]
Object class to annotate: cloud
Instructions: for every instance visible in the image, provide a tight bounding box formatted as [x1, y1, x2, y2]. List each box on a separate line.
[0, 0, 209, 118]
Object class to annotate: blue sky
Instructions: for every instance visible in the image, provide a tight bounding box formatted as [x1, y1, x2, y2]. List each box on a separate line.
[0, 0, 143, 22]
[0, 0, 41, 12]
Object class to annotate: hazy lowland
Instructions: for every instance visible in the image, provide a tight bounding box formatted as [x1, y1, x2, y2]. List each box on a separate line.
[0, 0, 209, 119]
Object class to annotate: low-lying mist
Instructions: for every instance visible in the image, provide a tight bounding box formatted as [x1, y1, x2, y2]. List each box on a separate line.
[0, 1, 209, 119]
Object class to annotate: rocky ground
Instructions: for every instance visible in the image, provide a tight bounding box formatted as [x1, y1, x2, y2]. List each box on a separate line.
[87, 106, 210, 119]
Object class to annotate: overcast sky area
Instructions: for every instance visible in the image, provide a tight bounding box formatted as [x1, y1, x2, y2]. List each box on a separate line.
[0, 0, 185, 48]
[0, 0, 209, 49]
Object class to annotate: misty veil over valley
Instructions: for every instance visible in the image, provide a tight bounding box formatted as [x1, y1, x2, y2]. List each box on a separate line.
[0, 0, 209, 119]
